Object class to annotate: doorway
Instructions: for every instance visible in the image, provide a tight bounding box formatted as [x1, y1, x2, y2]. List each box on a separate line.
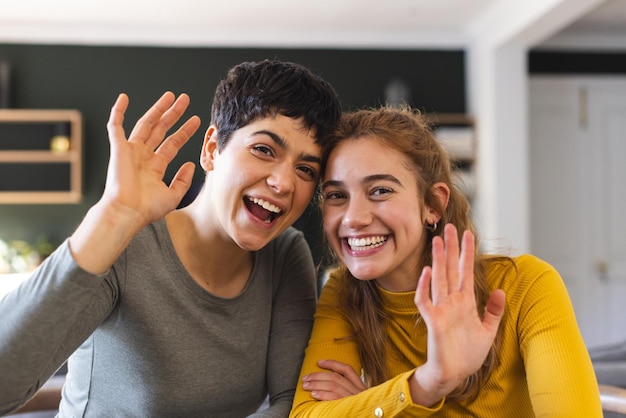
[529, 76, 626, 349]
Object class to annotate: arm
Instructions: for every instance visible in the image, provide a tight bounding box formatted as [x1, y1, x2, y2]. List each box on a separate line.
[0, 92, 200, 414]
[14, 376, 64, 413]
[249, 230, 318, 417]
[0, 243, 120, 414]
[516, 256, 603, 416]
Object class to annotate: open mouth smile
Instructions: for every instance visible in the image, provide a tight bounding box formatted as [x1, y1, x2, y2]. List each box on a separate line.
[346, 235, 388, 251]
[245, 196, 283, 223]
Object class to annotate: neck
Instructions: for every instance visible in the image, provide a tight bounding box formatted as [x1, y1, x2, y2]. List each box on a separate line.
[166, 207, 254, 298]
[375, 263, 423, 293]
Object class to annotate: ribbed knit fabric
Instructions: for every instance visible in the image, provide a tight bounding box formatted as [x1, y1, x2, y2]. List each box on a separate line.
[290, 254, 603, 417]
[0, 222, 317, 417]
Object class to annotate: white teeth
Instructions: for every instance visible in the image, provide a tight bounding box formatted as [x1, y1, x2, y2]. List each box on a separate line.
[248, 197, 281, 214]
[347, 236, 387, 251]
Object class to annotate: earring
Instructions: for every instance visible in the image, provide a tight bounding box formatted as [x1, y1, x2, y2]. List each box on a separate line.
[425, 221, 438, 233]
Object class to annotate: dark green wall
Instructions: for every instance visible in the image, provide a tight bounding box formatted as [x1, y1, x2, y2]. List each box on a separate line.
[0, 44, 466, 263]
[529, 51, 626, 74]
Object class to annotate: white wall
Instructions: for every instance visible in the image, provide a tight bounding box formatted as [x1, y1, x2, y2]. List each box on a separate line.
[466, 0, 605, 253]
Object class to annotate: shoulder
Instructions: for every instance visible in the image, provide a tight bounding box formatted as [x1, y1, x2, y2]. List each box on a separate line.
[486, 254, 561, 287]
[513, 254, 569, 296]
[486, 254, 570, 313]
[119, 219, 182, 276]
[254, 227, 316, 290]
[127, 219, 171, 252]
[512, 253, 556, 274]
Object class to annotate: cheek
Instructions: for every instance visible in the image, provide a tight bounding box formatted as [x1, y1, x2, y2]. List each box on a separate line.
[215, 167, 244, 191]
[388, 196, 423, 221]
[293, 183, 316, 210]
[322, 209, 342, 241]
[321, 206, 334, 229]
[380, 201, 424, 235]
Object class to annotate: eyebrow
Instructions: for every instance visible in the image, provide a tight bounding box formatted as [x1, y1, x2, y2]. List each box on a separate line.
[252, 129, 321, 165]
[322, 174, 403, 190]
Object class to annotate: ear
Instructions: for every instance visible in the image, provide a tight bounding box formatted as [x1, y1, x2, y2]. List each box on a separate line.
[200, 126, 219, 171]
[425, 182, 450, 224]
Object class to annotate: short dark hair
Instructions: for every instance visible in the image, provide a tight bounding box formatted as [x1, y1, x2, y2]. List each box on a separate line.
[211, 60, 341, 150]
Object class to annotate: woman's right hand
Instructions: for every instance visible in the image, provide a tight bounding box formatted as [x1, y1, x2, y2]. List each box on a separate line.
[410, 224, 505, 407]
[68, 92, 201, 274]
[102, 92, 200, 225]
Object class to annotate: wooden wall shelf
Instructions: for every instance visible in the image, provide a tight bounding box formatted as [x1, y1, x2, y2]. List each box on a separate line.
[0, 109, 82, 204]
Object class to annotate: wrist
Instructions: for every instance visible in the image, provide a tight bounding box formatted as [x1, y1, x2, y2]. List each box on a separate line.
[410, 366, 450, 408]
[69, 200, 147, 274]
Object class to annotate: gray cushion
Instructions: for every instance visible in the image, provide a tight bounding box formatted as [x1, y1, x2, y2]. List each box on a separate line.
[589, 341, 626, 362]
[594, 361, 626, 387]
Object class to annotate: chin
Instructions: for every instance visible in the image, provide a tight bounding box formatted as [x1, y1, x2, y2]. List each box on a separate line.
[344, 264, 380, 281]
[234, 233, 274, 252]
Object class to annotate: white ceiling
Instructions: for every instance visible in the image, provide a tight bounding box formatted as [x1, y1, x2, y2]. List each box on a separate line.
[0, 0, 625, 50]
[537, 0, 626, 50]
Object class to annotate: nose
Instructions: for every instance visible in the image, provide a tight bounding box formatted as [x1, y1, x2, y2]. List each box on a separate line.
[341, 195, 373, 229]
[266, 162, 295, 194]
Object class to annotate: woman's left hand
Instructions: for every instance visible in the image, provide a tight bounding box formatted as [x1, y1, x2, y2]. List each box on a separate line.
[302, 359, 367, 401]
[411, 223, 506, 406]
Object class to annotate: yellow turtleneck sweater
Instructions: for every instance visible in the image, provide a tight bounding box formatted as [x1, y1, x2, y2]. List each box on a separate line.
[290, 254, 602, 417]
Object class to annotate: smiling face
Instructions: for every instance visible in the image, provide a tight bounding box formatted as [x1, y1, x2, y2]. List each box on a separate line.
[322, 135, 441, 292]
[201, 114, 320, 251]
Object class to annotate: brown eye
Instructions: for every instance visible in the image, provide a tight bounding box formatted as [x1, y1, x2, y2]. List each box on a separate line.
[297, 165, 318, 181]
[372, 187, 392, 197]
[324, 191, 346, 202]
[252, 145, 273, 157]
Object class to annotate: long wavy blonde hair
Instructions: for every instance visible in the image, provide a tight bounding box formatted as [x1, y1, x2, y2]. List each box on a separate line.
[319, 106, 505, 402]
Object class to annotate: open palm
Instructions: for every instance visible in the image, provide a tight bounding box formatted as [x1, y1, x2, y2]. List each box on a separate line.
[102, 92, 201, 225]
[413, 224, 505, 404]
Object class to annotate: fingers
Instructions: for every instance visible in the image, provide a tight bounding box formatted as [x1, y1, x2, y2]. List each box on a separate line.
[429, 234, 447, 303]
[144, 93, 193, 150]
[168, 161, 196, 199]
[444, 224, 461, 292]
[430, 224, 462, 303]
[155, 114, 202, 163]
[107, 91, 200, 163]
[425, 224, 476, 305]
[127, 91, 177, 145]
[316, 360, 365, 389]
[302, 360, 366, 401]
[483, 289, 506, 331]
[302, 373, 359, 401]
[106, 93, 130, 149]
[415, 265, 433, 311]
[121, 92, 196, 151]
[458, 229, 476, 294]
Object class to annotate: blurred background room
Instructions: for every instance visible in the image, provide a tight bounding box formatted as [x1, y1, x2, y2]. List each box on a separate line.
[1, 0, 626, 415]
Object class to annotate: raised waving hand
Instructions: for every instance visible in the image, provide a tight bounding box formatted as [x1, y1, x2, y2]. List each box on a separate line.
[411, 223, 506, 407]
[103, 92, 200, 222]
[69, 92, 201, 274]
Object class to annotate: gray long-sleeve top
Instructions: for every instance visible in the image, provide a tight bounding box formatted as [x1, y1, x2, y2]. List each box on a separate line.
[0, 220, 317, 417]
